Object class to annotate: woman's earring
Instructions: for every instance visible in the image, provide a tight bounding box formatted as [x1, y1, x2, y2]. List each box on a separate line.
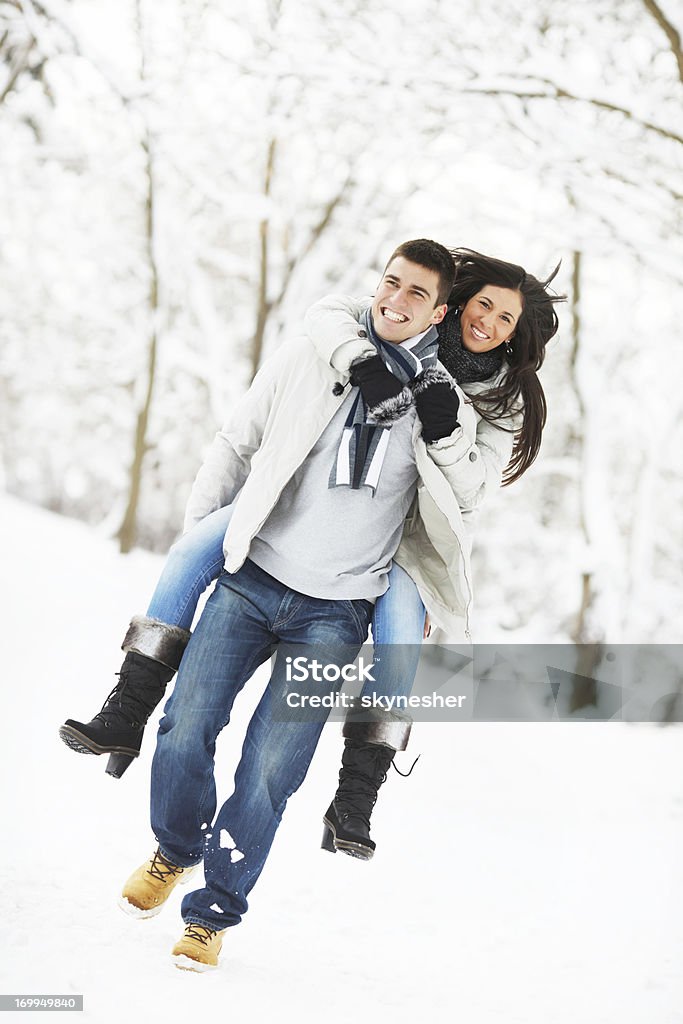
[505, 338, 514, 357]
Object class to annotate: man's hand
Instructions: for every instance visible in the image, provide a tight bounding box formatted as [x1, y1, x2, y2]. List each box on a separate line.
[412, 370, 460, 443]
[349, 354, 406, 413]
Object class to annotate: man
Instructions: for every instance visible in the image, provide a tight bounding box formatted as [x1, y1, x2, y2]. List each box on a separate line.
[119, 239, 467, 972]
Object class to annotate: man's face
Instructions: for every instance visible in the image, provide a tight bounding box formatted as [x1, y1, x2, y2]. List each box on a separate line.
[370, 256, 448, 344]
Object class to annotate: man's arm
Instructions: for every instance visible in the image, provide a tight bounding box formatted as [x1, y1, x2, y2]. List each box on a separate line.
[306, 294, 518, 508]
[304, 294, 375, 372]
[183, 346, 284, 532]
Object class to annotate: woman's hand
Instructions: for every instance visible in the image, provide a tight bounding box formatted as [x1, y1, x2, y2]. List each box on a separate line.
[423, 612, 431, 639]
[412, 368, 460, 443]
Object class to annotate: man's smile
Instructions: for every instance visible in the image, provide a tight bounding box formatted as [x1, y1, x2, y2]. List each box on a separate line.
[380, 306, 409, 323]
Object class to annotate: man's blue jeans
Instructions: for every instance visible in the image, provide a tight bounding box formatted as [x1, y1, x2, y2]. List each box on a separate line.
[146, 504, 424, 699]
[150, 558, 372, 931]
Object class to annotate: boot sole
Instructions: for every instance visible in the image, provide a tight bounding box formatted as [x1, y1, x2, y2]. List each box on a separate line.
[172, 953, 218, 972]
[58, 724, 139, 759]
[117, 896, 163, 919]
[322, 815, 374, 861]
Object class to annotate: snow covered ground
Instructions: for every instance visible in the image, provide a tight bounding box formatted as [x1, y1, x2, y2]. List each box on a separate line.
[1, 494, 682, 1023]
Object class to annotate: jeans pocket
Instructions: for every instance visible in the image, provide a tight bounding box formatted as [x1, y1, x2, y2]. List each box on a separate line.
[343, 599, 373, 643]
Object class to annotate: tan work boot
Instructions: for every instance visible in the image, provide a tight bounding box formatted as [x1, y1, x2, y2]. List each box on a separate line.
[119, 847, 197, 919]
[172, 923, 224, 972]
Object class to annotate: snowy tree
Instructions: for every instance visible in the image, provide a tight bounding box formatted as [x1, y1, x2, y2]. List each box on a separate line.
[1, 0, 681, 642]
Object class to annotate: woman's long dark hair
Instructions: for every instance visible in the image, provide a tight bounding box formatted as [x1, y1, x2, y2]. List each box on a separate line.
[444, 248, 564, 485]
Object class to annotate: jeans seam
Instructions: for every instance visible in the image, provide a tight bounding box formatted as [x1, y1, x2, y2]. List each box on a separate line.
[157, 844, 202, 869]
[174, 553, 226, 626]
[271, 592, 306, 632]
[344, 600, 371, 644]
[183, 915, 234, 931]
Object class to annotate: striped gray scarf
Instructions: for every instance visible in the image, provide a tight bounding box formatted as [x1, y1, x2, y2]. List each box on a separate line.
[329, 309, 439, 494]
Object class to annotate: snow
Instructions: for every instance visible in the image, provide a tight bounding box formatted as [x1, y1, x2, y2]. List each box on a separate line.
[218, 831, 245, 863]
[2, 492, 682, 1022]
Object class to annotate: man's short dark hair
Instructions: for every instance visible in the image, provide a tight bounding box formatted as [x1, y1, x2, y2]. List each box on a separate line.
[385, 239, 455, 306]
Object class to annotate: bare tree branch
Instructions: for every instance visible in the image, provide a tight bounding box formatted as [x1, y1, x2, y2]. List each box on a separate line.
[462, 80, 683, 147]
[0, 39, 32, 105]
[270, 175, 351, 313]
[0, 0, 131, 110]
[641, 0, 683, 84]
[25, 0, 80, 52]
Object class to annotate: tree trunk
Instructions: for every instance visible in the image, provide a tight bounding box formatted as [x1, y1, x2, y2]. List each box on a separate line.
[567, 249, 602, 710]
[249, 137, 277, 381]
[116, 0, 160, 553]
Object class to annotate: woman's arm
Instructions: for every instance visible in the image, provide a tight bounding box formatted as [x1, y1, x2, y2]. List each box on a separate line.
[305, 295, 518, 509]
[304, 294, 376, 372]
[424, 404, 519, 512]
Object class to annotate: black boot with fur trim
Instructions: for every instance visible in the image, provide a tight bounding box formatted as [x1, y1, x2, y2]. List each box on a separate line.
[321, 706, 412, 860]
[59, 616, 190, 778]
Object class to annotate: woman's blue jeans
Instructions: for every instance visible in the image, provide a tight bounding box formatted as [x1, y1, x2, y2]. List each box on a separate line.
[145, 504, 425, 700]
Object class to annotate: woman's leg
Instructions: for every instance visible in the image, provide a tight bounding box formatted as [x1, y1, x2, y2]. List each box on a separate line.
[59, 505, 234, 776]
[145, 505, 233, 631]
[323, 562, 425, 860]
[364, 561, 425, 701]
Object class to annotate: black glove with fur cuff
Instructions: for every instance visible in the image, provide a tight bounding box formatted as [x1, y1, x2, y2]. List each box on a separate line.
[411, 367, 460, 443]
[349, 355, 412, 424]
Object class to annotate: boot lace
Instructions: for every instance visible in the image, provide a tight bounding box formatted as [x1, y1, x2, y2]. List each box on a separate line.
[184, 923, 218, 946]
[336, 747, 421, 828]
[95, 661, 165, 728]
[336, 744, 396, 827]
[392, 754, 420, 777]
[147, 848, 185, 883]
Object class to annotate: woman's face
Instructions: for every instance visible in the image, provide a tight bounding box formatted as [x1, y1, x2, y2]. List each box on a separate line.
[459, 285, 523, 353]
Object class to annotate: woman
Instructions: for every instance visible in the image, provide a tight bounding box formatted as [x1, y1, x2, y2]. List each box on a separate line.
[59, 248, 562, 860]
[306, 249, 562, 858]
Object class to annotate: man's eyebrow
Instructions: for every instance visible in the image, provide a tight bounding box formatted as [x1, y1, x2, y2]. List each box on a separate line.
[480, 294, 518, 321]
[384, 273, 432, 299]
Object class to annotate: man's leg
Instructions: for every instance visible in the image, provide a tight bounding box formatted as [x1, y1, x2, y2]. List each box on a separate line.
[179, 591, 372, 930]
[150, 565, 277, 868]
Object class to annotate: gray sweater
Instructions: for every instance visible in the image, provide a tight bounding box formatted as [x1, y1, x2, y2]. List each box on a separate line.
[248, 391, 418, 600]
